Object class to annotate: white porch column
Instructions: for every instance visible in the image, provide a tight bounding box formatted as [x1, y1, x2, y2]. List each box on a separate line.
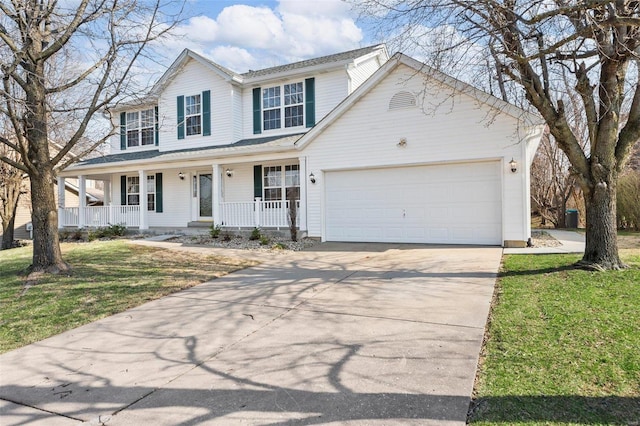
[212, 164, 221, 225]
[298, 156, 307, 232]
[104, 180, 111, 205]
[78, 175, 86, 228]
[57, 176, 65, 229]
[139, 170, 148, 230]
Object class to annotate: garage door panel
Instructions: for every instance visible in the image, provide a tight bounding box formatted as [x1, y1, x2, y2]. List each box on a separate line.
[325, 161, 502, 245]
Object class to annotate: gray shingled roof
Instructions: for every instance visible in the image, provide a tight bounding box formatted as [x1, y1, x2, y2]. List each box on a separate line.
[74, 134, 304, 167]
[242, 45, 384, 78]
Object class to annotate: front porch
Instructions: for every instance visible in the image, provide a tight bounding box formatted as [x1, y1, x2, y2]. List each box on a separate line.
[59, 199, 301, 230]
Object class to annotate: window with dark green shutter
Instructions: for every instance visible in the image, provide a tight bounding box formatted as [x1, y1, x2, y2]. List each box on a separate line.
[154, 106, 159, 146]
[253, 88, 262, 134]
[120, 176, 127, 205]
[305, 78, 315, 128]
[253, 165, 262, 198]
[155, 173, 163, 212]
[177, 95, 185, 139]
[202, 90, 211, 136]
[120, 112, 126, 150]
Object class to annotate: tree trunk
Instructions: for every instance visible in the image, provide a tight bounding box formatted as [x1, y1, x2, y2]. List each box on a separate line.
[1, 210, 16, 250]
[580, 180, 624, 270]
[29, 167, 69, 273]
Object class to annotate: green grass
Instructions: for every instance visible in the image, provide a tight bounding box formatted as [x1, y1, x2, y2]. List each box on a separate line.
[469, 249, 640, 425]
[0, 240, 253, 354]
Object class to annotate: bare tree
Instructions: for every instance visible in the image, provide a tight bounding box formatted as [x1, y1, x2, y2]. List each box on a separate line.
[530, 132, 576, 228]
[0, 0, 181, 273]
[0, 140, 26, 249]
[355, 0, 640, 270]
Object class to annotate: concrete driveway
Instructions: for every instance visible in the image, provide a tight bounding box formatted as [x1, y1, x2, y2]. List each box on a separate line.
[0, 243, 502, 425]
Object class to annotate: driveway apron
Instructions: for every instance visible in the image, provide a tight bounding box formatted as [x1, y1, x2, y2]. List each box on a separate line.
[0, 243, 502, 425]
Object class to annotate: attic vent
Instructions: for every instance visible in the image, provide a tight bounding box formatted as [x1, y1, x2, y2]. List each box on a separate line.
[389, 91, 416, 110]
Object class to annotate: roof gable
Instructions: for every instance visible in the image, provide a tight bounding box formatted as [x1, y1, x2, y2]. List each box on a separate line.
[151, 49, 242, 95]
[295, 53, 544, 150]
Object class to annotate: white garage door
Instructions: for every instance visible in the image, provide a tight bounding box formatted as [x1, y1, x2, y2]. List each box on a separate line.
[325, 161, 502, 245]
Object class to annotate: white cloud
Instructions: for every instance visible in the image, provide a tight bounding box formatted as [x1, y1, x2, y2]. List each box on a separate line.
[167, 0, 365, 72]
[206, 45, 257, 72]
[277, 0, 352, 17]
[176, 15, 219, 42]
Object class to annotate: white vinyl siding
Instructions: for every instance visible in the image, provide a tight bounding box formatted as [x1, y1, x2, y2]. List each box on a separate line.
[157, 59, 234, 152]
[302, 63, 531, 244]
[242, 69, 347, 138]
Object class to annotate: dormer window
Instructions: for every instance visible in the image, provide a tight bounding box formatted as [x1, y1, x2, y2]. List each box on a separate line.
[126, 108, 155, 147]
[262, 82, 304, 131]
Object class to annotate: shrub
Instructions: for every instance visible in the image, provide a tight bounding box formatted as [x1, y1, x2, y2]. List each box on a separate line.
[249, 227, 261, 241]
[617, 171, 640, 230]
[87, 223, 127, 241]
[209, 224, 221, 238]
[259, 235, 270, 246]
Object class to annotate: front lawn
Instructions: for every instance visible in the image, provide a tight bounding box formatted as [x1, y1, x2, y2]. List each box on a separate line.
[469, 249, 640, 425]
[0, 240, 254, 354]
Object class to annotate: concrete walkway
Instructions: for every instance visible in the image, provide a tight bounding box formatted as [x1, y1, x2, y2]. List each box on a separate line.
[0, 242, 502, 425]
[503, 229, 586, 254]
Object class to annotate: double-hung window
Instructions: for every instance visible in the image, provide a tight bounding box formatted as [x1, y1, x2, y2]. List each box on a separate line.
[126, 175, 155, 211]
[126, 108, 155, 147]
[185, 94, 201, 136]
[262, 82, 304, 131]
[262, 164, 300, 201]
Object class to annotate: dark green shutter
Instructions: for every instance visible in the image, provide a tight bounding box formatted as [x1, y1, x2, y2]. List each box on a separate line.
[253, 165, 262, 198]
[120, 176, 127, 205]
[155, 173, 163, 213]
[177, 95, 185, 140]
[305, 78, 315, 128]
[120, 112, 126, 150]
[202, 90, 211, 136]
[154, 106, 159, 146]
[252, 88, 261, 134]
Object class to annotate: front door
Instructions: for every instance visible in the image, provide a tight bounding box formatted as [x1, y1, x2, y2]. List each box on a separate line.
[199, 173, 213, 218]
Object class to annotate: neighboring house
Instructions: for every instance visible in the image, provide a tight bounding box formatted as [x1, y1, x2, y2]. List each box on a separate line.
[2, 179, 102, 240]
[59, 45, 544, 247]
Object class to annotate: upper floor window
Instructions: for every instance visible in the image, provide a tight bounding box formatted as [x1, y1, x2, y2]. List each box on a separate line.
[262, 82, 304, 131]
[185, 94, 201, 136]
[126, 108, 155, 147]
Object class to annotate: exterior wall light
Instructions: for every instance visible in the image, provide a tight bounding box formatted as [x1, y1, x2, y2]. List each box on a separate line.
[178, 171, 185, 180]
[509, 158, 518, 173]
[225, 169, 233, 177]
[309, 172, 316, 184]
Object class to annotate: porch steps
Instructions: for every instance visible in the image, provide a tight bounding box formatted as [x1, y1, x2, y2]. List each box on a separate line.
[187, 221, 213, 228]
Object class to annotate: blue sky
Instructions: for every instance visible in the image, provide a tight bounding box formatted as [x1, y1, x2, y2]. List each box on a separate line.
[159, 0, 379, 72]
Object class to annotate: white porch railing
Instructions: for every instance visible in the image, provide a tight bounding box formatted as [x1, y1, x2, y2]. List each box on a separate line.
[221, 199, 300, 228]
[60, 205, 140, 228]
[60, 201, 298, 229]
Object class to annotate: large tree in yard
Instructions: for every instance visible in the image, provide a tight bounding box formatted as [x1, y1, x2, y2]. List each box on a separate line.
[0, 0, 180, 273]
[356, 0, 640, 270]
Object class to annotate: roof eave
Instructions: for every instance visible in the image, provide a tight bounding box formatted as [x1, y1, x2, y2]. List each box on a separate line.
[60, 141, 299, 176]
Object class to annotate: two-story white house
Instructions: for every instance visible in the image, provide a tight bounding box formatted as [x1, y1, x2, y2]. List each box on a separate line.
[59, 44, 544, 247]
